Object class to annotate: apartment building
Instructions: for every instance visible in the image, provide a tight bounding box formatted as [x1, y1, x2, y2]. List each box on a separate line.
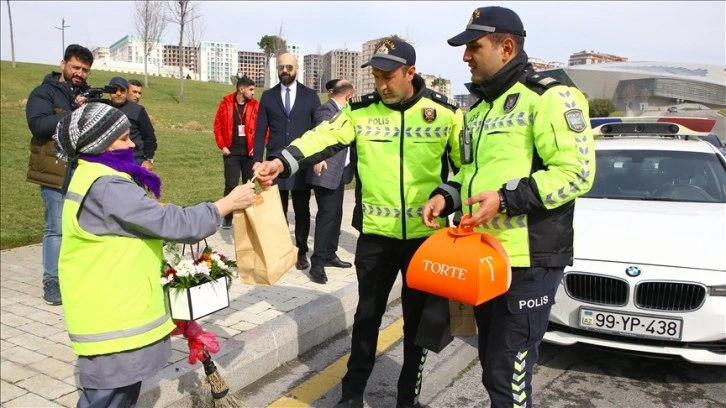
[304, 54, 324, 93]
[238, 50, 266, 88]
[322, 49, 360, 93]
[109, 35, 163, 66]
[528, 57, 566, 71]
[453, 93, 477, 110]
[92, 46, 110, 61]
[199, 40, 237, 84]
[568, 50, 628, 66]
[420, 73, 452, 98]
[162, 44, 199, 77]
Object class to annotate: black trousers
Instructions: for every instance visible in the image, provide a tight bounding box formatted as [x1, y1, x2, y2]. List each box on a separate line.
[474, 266, 563, 408]
[310, 182, 345, 267]
[279, 188, 311, 255]
[222, 154, 255, 222]
[341, 234, 429, 406]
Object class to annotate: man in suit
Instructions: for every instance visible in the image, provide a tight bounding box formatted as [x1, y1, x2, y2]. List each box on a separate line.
[254, 53, 321, 271]
[306, 79, 356, 284]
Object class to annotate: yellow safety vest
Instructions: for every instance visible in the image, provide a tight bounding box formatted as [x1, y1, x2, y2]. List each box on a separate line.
[291, 90, 463, 240]
[60, 160, 174, 356]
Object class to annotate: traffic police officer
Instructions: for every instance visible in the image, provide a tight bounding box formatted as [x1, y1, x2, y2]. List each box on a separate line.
[254, 38, 462, 408]
[423, 7, 596, 408]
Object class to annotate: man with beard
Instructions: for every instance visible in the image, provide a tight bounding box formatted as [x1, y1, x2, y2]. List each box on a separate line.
[105, 76, 157, 171]
[254, 52, 321, 271]
[26, 44, 94, 305]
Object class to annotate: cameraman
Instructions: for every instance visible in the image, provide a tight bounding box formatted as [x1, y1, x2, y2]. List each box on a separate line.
[26, 44, 94, 305]
[106, 77, 157, 171]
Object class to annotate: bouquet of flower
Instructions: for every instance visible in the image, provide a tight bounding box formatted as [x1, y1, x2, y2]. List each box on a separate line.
[161, 242, 237, 290]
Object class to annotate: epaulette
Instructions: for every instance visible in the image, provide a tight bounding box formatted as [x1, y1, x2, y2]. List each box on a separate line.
[427, 90, 459, 112]
[524, 72, 562, 95]
[349, 93, 378, 111]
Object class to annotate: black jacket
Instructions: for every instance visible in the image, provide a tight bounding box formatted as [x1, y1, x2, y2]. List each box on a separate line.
[114, 101, 157, 161]
[254, 81, 321, 191]
[26, 72, 77, 188]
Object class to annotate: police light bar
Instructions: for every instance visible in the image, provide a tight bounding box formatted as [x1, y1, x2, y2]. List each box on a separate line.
[591, 117, 716, 133]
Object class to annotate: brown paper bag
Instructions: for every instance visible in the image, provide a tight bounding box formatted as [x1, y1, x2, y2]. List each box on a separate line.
[232, 185, 297, 285]
[449, 300, 477, 337]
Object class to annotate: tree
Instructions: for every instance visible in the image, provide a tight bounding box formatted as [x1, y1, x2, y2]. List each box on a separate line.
[258, 27, 286, 88]
[134, 0, 167, 88]
[6, 0, 16, 67]
[589, 99, 617, 118]
[166, 0, 199, 104]
[185, 6, 204, 81]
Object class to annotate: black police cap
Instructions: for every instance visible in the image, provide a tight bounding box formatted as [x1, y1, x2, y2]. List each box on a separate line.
[361, 38, 416, 71]
[448, 6, 526, 46]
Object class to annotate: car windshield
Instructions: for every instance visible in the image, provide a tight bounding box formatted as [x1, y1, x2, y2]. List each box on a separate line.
[585, 150, 726, 202]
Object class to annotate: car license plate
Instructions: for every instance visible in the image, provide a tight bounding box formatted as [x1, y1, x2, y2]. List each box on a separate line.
[579, 308, 682, 340]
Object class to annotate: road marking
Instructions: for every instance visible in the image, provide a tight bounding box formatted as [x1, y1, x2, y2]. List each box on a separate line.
[267, 317, 404, 407]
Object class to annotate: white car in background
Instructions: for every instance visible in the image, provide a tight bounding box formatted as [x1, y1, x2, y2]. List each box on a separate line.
[544, 117, 726, 366]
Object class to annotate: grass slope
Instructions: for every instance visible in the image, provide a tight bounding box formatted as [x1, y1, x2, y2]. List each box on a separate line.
[0, 60, 328, 249]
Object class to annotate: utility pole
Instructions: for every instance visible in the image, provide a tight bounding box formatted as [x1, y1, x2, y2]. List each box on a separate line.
[55, 18, 70, 55]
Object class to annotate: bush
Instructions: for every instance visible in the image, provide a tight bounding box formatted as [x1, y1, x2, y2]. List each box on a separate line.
[183, 120, 203, 131]
[589, 99, 617, 118]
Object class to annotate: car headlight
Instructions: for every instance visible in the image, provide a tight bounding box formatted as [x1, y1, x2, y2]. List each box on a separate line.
[709, 285, 726, 296]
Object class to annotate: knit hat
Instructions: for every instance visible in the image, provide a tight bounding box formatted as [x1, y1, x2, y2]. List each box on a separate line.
[54, 102, 130, 161]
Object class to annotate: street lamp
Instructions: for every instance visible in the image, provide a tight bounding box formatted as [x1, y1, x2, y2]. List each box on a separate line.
[55, 18, 70, 56]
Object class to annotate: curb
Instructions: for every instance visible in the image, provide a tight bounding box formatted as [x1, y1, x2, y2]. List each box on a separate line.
[137, 277, 403, 407]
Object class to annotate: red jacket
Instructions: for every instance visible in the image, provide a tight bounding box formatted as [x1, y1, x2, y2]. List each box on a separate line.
[213, 93, 267, 156]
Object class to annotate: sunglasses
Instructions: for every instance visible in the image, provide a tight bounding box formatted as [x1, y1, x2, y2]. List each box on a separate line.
[277, 64, 294, 72]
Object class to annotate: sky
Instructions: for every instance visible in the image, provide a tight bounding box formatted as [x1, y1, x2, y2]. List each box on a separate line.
[1, 1, 724, 95]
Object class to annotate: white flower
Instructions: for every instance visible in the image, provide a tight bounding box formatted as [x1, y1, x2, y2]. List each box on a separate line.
[195, 263, 211, 276]
[211, 253, 221, 262]
[160, 277, 171, 286]
[175, 259, 196, 277]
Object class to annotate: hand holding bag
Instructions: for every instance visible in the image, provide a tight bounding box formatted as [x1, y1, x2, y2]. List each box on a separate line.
[233, 184, 297, 285]
[407, 215, 512, 306]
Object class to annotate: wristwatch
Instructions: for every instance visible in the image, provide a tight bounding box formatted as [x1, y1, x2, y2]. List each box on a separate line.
[498, 190, 508, 214]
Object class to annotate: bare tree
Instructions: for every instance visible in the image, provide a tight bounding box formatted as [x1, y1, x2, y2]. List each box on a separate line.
[166, 0, 198, 103]
[134, 0, 167, 88]
[185, 6, 204, 81]
[6, 0, 16, 67]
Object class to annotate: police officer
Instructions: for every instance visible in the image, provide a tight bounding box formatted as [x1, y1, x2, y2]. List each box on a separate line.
[254, 39, 462, 408]
[422, 7, 596, 408]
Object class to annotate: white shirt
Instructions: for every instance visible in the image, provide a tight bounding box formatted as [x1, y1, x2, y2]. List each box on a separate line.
[280, 81, 298, 112]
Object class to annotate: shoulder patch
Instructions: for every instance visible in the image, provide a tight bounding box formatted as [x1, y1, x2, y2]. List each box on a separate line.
[349, 93, 378, 111]
[564, 109, 586, 133]
[427, 90, 459, 112]
[524, 72, 562, 95]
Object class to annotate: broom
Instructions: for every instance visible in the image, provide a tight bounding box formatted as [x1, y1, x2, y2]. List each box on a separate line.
[172, 320, 245, 407]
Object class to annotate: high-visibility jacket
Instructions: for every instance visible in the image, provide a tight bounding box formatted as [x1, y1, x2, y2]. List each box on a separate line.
[60, 160, 174, 356]
[438, 57, 596, 268]
[276, 75, 463, 240]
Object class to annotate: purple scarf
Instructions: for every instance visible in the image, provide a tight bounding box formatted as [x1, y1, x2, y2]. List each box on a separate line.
[79, 148, 162, 199]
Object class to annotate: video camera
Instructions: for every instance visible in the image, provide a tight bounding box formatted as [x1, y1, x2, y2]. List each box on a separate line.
[75, 83, 116, 105]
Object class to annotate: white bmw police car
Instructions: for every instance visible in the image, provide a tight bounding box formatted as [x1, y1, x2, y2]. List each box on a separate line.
[544, 117, 726, 366]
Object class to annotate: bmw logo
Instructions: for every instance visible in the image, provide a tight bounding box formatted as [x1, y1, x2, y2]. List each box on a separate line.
[625, 266, 642, 277]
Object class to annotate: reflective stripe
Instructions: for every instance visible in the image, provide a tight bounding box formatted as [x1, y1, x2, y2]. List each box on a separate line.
[355, 125, 401, 138]
[480, 214, 526, 230]
[482, 112, 532, 130]
[65, 191, 84, 204]
[281, 150, 299, 176]
[404, 126, 451, 138]
[69, 313, 170, 343]
[360, 203, 424, 219]
[437, 183, 461, 210]
[512, 350, 529, 406]
[467, 23, 496, 32]
[370, 53, 407, 64]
